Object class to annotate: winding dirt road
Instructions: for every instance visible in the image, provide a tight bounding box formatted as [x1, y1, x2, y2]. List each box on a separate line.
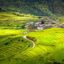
[23, 36, 35, 48]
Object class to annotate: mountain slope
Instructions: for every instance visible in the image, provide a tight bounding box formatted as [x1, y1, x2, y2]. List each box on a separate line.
[0, 0, 64, 15]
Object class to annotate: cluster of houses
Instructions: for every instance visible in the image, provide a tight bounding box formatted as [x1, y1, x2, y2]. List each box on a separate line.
[25, 17, 64, 32]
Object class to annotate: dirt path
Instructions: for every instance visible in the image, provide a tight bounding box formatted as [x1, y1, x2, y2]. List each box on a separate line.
[23, 36, 35, 48]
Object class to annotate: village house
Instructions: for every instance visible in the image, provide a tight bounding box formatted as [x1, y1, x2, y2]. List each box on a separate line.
[25, 17, 59, 31]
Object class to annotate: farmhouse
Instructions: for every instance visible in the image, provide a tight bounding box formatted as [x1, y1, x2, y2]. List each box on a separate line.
[25, 17, 59, 31]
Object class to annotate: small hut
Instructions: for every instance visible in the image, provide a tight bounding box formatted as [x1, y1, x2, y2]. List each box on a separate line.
[25, 17, 59, 31]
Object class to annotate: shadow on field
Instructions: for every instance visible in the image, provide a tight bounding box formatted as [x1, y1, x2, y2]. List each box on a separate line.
[0, 34, 32, 63]
[13, 48, 64, 64]
[0, 42, 64, 64]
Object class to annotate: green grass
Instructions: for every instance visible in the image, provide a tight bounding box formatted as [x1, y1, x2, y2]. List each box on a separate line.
[0, 28, 64, 64]
[25, 28, 64, 63]
[27, 28, 64, 45]
[0, 12, 64, 29]
[58, 16, 64, 23]
[0, 29, 22, 35]
[0, 12, 39, 28]
[0, 12, 39, 21]
[0, 2, 64, 64]
[0, 29, 32, 64]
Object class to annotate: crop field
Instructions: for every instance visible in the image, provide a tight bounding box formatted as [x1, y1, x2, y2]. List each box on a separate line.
[0, 12, 39, 29]
[0, 5, 64, 63]
[0, 28, 64, 64]
[0, 0, 64, 64]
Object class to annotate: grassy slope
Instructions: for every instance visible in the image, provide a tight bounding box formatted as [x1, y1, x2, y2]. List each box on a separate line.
[58, 16, 64, 23]
[0, 29, 32, 64]
[0, 1, 64, 29]
[0, 28, 64, 64]
[0, 1, 64, 64]
[0, 12, 39, 28]
[0, 12, 64, 29]
[0, 12, 39, 21]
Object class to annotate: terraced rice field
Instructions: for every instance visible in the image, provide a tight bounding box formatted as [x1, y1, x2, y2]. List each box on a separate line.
[0, 28, 64, 64]
[0, 12, 39, 29]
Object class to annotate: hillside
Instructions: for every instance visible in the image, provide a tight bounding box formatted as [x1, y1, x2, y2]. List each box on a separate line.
[0, 12, 39, 28]
[0, 0, 64, 29]
[0, 0, 64, 64]
[0, 28, 64, 64]
[0, 0, 64, 15]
